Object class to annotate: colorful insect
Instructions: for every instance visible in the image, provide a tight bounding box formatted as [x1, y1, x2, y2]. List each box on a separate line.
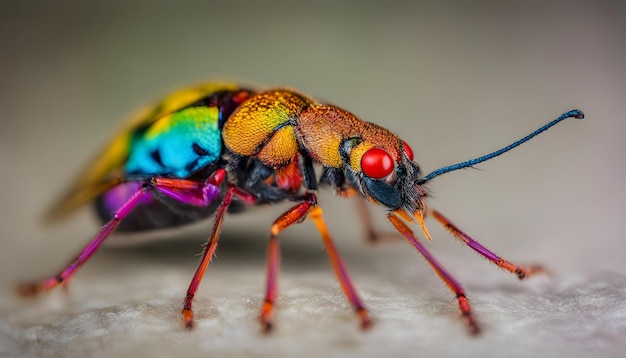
[18, 82, 584, 334]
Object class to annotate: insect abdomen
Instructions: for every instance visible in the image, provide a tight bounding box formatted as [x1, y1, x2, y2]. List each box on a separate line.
[124, 106, 222, 177]
[95, 88, 256, 232]
[121, 88, 253, 178]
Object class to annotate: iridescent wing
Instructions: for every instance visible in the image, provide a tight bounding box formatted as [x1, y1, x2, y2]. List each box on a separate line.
[45, 83, 240, 222]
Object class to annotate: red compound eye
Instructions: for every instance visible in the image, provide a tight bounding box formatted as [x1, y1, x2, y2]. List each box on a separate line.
[361, 147, 394, 179]
[402, 141, 414, 161]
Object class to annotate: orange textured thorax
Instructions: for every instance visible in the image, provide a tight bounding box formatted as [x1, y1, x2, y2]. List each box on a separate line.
[223, 89, 402, 173]
[296, 105, 401, 171]
[222, 90, 312, 168]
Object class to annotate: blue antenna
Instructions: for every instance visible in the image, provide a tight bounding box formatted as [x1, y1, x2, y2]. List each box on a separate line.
[418, 109, 584, 184]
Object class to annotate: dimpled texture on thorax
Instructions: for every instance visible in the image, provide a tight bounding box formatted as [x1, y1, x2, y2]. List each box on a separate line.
[223, 90, 312, 168]
[296, 105, 401, 170]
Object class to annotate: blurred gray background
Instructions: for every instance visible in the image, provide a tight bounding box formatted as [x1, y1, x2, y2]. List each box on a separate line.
[1, 1, 625, 357]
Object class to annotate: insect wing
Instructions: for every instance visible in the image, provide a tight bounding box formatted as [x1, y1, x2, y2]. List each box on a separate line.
[45, 83, 240, 222]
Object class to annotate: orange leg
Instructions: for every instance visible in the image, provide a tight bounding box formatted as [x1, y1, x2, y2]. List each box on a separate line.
[388, 212, 480, 334]
[258, 198, 311, 332]
[308, 205, 372, 329]
[259, 235, 280, 332]
[181, 182, 256, 329]
[259, 192, 371, 331]
[336, 188, 398, 243]
[353, 195, 403, 243]
[429, 209, 544, 279]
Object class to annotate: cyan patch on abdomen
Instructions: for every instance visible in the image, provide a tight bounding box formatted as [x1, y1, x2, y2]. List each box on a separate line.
[125, 106, 222, 178]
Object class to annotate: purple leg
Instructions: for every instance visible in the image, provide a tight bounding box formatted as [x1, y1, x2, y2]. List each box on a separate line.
[152, 177, 220, 206]
[19, 176, 222, 296]
[388, 212, 480, 334]
[429, 209, 544, 279]
[19, 185, 151, 295]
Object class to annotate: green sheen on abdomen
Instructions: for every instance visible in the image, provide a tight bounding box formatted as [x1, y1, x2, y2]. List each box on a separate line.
[125, 106, 222, 177]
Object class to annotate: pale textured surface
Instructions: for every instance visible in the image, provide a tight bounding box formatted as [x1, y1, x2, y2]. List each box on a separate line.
[1, 1, 626, 357]
[2, 237, 626, 358]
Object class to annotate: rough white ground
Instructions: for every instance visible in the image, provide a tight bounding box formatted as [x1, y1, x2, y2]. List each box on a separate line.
[2, 227, 625, 358]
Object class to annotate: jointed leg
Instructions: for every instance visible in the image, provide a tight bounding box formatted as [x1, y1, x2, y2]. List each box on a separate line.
[181, 174, 257, 329]
[429, 209, 543, 279]
[354, 195, 401, 243]
[18, 170, 252, 330]
[181, 186, 233, 329]
[259, 192, 371, 331]
[358, 198, 543, 279]
[258, 198, 312, 332]
[388, 212, 480, 334]
[18, 174, 223, 296]
[329, 186, 387, 243]
[259, 235, 280, 332]
[309, 205, 372, 329]
[18, 186, 151, 295]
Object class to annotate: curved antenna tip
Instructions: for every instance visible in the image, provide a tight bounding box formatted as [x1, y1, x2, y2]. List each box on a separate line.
[571, 109, 585, 119]
[419, 108, 585, 184]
